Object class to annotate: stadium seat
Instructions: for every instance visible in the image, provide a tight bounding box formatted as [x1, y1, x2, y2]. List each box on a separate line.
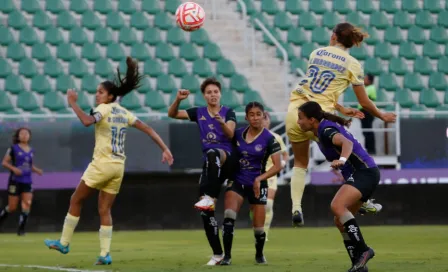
[166, 28, 186, 46]
[380, 0, 399, 14]
[45, 27, 64, 46]
[17, 91, 40, 112]
[216, 58, 236, 77]
[154, 12, 173, 30]
[230, 74, 249, 93]
[203, 42, 223, 61]
[8, 10, 27, 30]
[190, 28, 209, 45]
[394, 89, 414, 108]
[57, 11, 77, 30]
[407, 26, 426, 45]
[403, 73, 424, 91]
[419, 89, 440, 108]
[402, 0, 419, 13]
[236, 0, 256, 16]
[287, 27, 308, 45]
[19, 58, 38, 78]
[435, 105, 448, 119]
[250, 13, 270, 31]
[143, 27, 162, 46]
[428, 72, 448, 91]
[7, 43, 26, 61]
[364, 57, 383, 75]
[350, 44, 369, 60]
[118, 0, 136, 14]
[322, 12, 340, 29]
[379, 73, 399, 91]
[70, 0, 88, 14]
[423, 41, 442, 59]
[376, 88, 390, 108]
[310, 0, 327, 14]
[290, 58, 308, 73]
[415, 11, 434, 29]
[19, 26, 39, 46]
[46, 0, 65, 14]
[44, 91, 66, 111]
[413, 57, 433, 75]
[333, 0, 351, 14]
[276, 43, 295, 61]
[181, 74, 200, 93]
[311, 27, 330, 45]
[346, 12, 367, 28]
[107, 11, 126, 30]
[82, 74, 101, 94]
[130, 44, 151, 61]
[168, 59, 188, 78]
[179, 43, 200, 61]
[370, 11, 389, 29]
[155, 42, 175, 61]
[430, 26, 448, 44]
[409, 104, 428, 118]
[157, 74, 177, 93]
[300, 43, 317, 59]
[57, 43, 77, 61]
[299, 12, 317, 30]
[243, 91, 264, 104]
[32, 43, 52, 61]
[5, 74, 25, 94]
[438, 10, 448, 28]
[94, 0, 113, 14]
[69, 59, 89, 78]
[399, 42, 418, 60]
[384, 27, 403, 45]
[31, 75, 52, 94]
[82, 11, 102, 30]
[33, 10, 52, 30]
[56, 74, 76, 93]
[365, 27, 380, 45]
[274, 12, 293, 30]
[142, 0, 160, 14]
[193, 93, 207, 107]
[261, 0, 279, 15]
[424, 0, 443, 13]
[82, 43, 102, 61]
[388, 58, 408, 75]
[145, 91, 166, 110]
[192, 59, 213, 77]
[437, 57, 448, 74]
[144, 59, 163, 77]
[0, 59, 12, 78]
[136, 77, 154, 94]
[284, 0, 304, 14]
[221, 90, 241, 108]
[357, 0, 375, 14]
[77, 91, 92, 111]
[94, 28, 114, 46]
[393, 11, 412, 29]
[0, 91, 14, 112]
[1, 0, 16, 14]
[131, 11, 150, 30]
[263, 28, 282, 46]
[165, 0, 182, 14]
[70, 27, 88, 46]
[95, 59, 114, 78]
[120, 92, 141, 110]
[119, 27, 138, 46]
[44, 58, 64, 78]
[0, 27, 14, 46]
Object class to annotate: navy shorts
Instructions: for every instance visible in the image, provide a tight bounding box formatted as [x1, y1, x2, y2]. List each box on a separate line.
[344, 167, 380, 202]
[226, 180, 268, 205]
[7, 179, 33, 196]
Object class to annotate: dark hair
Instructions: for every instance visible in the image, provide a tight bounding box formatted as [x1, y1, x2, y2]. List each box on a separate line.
[245, 101, 265, 115]
[200, 77, 221, 94]
[299, 101, 351, 127]
[333, 23, 369, 48]
[264, 111, 271, 120]
[366, 73, 374, 83]
[101, 57, 144, 102]
[13, 127, 31, 144]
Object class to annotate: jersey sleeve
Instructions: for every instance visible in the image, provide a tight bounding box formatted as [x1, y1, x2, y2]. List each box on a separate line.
[274, 133, 287, 152]
[225, 109, 237, 123]
[5, 147, 12, 157]
[186, 107, 198, 122]
[348, 59, 365, 86]
[127, 110, 138, 126]
[321, 127, 340, 146]
[92, 104, 111, 123]
[267, 136, 282, 156]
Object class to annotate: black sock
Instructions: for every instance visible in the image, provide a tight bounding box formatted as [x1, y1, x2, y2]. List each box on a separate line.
[254, 231, 266, 258]
[343, 218, 368, 253]
[18, 211, 29, 233]
[200, 210, 223, 255]
[0, 207, 9, 222]
[200, 151, 222, 198]
[342, 232, 357, 264]
[222, 218, 235, 258]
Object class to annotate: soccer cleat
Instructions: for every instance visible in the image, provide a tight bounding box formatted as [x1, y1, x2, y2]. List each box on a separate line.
[17, 228, 25, 236]
[95, 253, 112, 265]
[359, 199, 383, 215]
[348, 248, 375, 272]
[220, 256, 232, 265]
[206, 255, 223, 266]
[44, 239, 70, 254]
[255, 255, 267, 264]
[292, 210, 304, 227]
[194, 195, 215, 211]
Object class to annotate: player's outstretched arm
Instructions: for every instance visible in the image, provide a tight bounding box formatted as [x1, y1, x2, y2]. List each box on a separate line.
[334, 103, 365, 119]
[133, 120, 174, 165]
[32, 165, 43, 176]
[353, 85, 396, 122]
[67, 89, 96, 127]
[167, 89, 190, 120]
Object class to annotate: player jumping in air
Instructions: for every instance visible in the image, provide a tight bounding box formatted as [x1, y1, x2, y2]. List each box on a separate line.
[167, 78, 237, 265]
[0, 128, 43, 236]
[221, 102, 283, 265]
[286, 22, 395, 226]
[298, 101, 379, 272]
[44, 57, 174, 265]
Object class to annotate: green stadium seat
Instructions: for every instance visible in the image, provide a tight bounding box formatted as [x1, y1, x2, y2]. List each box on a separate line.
[167, 28, 186, 46]
[33, 10, 52, 30]
[376, 88, 390, 108]
[7, 43, 26, 61]
[120, 92, 141, 110]
[274, 12, 293, 30]
[423, 41, 442, 59]
[77, 91, 92, 110]
[69, 27, 88, 46]
[438, 10, 448, 28]
[236, 0, 256, 16]
[290, 58, 308, 74]
[94, 0, 113, 14]
[408, 26, 426, 45]
[276, 42, 295, 61]
[408, 104, 428, 119]
[243, 91, 264, 104]
[144, 91, 166, 110]
[437, 57, 448, 74]
[357, 0, 375, 14]
[430, 26, 448, 44]
[94, 28, 114, 46]
[380, 0, 399, 14]
[69, 59, 89, 78]
[364, 27, 380, 45]
[19, 26, 39, 46]
[287, 27, 308, 45]
[5, 74, 25, 94]
[190, 28, 209, 46]
[346, 12, 367, 29]
[435, 105, 448, 119]
[403, 73, 424, 91]
[394, 89, 414, 108]
[43, 58, 64, 78]
[1, 0, 15, 14]
[263, 28, 281, 46]
[130, 44, 151, 61]
[17, 91, 40, 111]
[45, 27, 64, 46]
[398, 42, 418, 60]
[155, 42, 175, 61]
[311, 27, 330, 45]
[250, 13, 270, 31]
[43, 91, 66, 111]
[168, 59, 188, 77]
[57, 43, 77, 61]
[118, 0, 136, 14]
[82, 10, 102, 30]
[300, 43, 317, 59]
[70, 0, 88, 14]
[154, 12, 173, 30]
[193, 59, 213, 77]
[388, 57, 408, 75]
[193, 93, 208, 107]
[370, 11, 389, 29]
[424, 0, 443, 13]
[95, 59, 114, 78]
[213, 74, 226, 88]
[415, 11, 434, 29]
[216, 58, 236, 77]
[136, 77, 154, 94]
[222, 90, 241, 108]
[444, 91, 448, 104]
[157, 74, 177, 93]
[19, 58, 38, 78]
[165, 0, 182, 14]
[299, 12, 317, 30]
[142, 0, 160, 14]
[144, 59, 163, 77]
[230, 74, 249, 93]
[57, 11, 77, 30]
[261, 0, 279, 15]
[333, 0, 351, 14]
[402, 0, 419, 13]
[82, 43, 102, 61]
[379, 73, 399, 91]
[107, 11, 126, 30]
[364, 57, 383, 75]
[8, 10, 27, 30]
[130, 11, 149, 30]
[0, 26, 14, 46]
[32, 43, 52, 61]
[203, 42, 223, 61]
[0, 91, 14, 112]
[384, 27, 403, 45]
[46, 0, 65, 14]
[350, 44, 369, 60]
[56, 74, 76, 92]
[413, 57, 433, 75]
[428, 72, 448, 91]
[393, 11, 412, 29]
[31, 75, 52, 94]
[419, 89, 440, 108]
[343, 87, 357, 104]
[82, 74, 101, 94]
[0, 59, 12, 78]
[143, 27, 162, 46]
[179, 43, 199, 61]
[119, 27, 138, 46]
[322, 12, 340, 29]
[310, 0, 327, 14]
[180, 74, 200, 93]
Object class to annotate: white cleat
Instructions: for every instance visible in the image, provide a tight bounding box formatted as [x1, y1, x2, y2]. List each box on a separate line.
[206, 255, 223, 266]
[194, 195, 215, 211]
[359, 199, 383, 215]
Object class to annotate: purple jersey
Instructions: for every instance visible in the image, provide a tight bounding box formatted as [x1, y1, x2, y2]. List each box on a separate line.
[186, 106, 236, 154]
[8, 144, 34, 184]
[234, 127, 281, 186]
[317, 119, 377, 180]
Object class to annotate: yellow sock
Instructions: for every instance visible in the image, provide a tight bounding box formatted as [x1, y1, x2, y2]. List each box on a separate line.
[60, 213, 79, 246]
[99, 225, 113, 257]
[291, 167, 307, 213]
[264, 199, 274, 236]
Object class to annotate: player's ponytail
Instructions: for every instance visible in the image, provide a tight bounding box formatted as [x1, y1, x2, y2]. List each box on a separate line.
[333, 23, 369, 48]
[321, 112, 352, 127]
[299, 101, 351, 127]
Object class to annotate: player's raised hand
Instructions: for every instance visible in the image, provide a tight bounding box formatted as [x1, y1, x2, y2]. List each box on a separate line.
[214, 114, 225, 124]
[67, 89, 78, 105]
[330, 159, 345, 170]
[380, 112, 397, 123]
[176, 89, 190, 101]
[161, 148, 174, 166]
[342, 108, 365, 119]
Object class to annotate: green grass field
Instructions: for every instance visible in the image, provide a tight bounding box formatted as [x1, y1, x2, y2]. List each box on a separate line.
[0, 226, 447, 272]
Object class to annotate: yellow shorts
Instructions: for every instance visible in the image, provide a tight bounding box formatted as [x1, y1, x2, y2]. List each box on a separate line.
[285, 107, 317, 143]
[267, 176, 278, 191]
[81, 161, 125, 194]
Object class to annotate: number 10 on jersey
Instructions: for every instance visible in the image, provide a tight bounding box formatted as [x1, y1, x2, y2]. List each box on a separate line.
[307, 65, 336, 94]
[111, 127, 126, 154]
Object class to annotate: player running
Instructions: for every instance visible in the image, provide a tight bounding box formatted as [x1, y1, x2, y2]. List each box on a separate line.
[286, 22, 396, 226]
[298, 101, 379, 272]
[44, 57, 174, 265]
[167, 78, 237, 265]
[221, 102, 282, 265]
[0, 128, 43, 236]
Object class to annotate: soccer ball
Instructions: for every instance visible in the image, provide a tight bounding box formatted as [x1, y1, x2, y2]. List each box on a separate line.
[175, 2, 205, 32]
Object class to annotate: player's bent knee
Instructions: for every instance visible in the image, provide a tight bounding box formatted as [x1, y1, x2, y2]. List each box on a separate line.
[224, 209, 237, 220]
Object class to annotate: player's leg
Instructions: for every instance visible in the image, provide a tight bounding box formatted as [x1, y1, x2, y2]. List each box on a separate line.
[250, 180, 268, 264]
[17, 190, 33, 236]
[290, 140, 309, 227]
[264, 176, 277, 240]
[0, 193, 20, 225]
[95, 190, 116, 265]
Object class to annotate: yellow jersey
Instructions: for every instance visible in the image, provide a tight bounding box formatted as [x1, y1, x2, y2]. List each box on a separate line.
[91, 102, 137, 164]
[289, 45, 364, 112]
[266, 131, 287, 171]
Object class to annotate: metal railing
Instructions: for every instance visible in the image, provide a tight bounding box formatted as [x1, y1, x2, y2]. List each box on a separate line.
[235, 0, 248, 49]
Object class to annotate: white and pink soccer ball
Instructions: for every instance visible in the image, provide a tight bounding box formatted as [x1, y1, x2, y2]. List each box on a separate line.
[175, 2, 205, 32]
